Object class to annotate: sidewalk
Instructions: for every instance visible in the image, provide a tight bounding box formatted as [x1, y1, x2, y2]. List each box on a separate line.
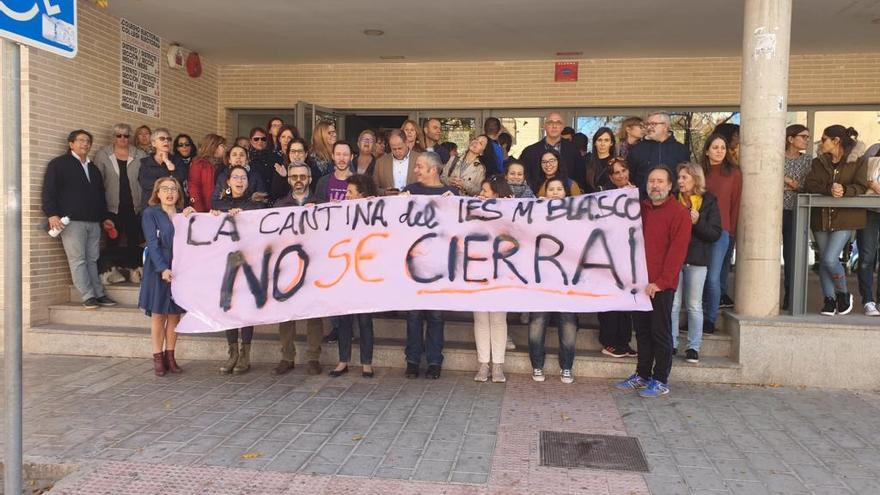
[2, 354, 878, 494]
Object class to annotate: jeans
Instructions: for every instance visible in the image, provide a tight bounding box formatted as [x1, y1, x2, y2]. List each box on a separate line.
[405, 310, 444, 366]
[635, 289, 674, 384]
[813, 230, 854, 298]
[60, 220, 105, 301]
[672, 265, 708, 351]
[703, 230, 730, 324]
[278, 319, 324, 362]
[473, 311, 508, 364]
[856, 211, 880, 304]
[528, 312, 577, 370]
[336, 314, 374, 364]
[720, 238, 735, 298]
[597, 311, 634, 349]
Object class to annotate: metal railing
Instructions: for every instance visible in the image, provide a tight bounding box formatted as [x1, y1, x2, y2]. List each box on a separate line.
[792, 193, 880, 315]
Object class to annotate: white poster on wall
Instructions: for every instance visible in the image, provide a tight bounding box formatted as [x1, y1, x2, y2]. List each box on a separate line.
[120, 18, 160, 118]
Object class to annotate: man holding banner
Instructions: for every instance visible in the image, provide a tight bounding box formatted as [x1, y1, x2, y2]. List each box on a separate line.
[617, 166, 691, 397]
[402, 151, 457, 379]
[271, 162, 324, 375]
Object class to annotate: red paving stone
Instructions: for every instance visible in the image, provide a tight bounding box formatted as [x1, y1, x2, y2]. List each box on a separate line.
[47, 374, 649, 494]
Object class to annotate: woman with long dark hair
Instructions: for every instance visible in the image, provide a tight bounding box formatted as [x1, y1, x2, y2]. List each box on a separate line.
[533, 149, 582, 197]
[586, 127, 617, 192]
[211, 165, 267, 373]
[700, 133, 742, 333]
[803, 125, 866, 316]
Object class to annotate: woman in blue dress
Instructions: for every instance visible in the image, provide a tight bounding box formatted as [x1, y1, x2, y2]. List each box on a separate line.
[139, 176, 195, 376]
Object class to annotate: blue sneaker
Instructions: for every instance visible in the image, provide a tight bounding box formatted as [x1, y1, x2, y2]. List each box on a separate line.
[638, 378, 669, 398]
[614, 373, 648, 391]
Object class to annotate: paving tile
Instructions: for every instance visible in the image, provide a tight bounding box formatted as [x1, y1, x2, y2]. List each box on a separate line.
[644, 474, 690, 495]
[373, 467, 414, 480]
[382, 448, 422, 469]
[454, 451, 492, 474]
[312, 443, 355, 465]
[412, 459, 453, 482]
[423, 440, 461, 461]
[353, 436, 394, 457]
[451, 471, 489, 484]
[338, 455, 382, 476]
[679, 466, 729, 491]
[287, 433, 328, 452]
[263, 450, 313, 472]
[394, 431, 430, 450]
[219, 427, 267, 447]
[712, 458, 760, 482]
[177, 435, 227, 455]
[305, 418, 343, 434]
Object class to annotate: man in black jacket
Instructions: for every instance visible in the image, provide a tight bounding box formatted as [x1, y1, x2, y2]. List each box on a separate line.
[42, 130, 117, 309]
[627, 111, 691, 199]
[518, 112, 583, 191]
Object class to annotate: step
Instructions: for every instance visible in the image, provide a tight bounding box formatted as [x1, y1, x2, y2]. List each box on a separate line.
[47, 303, 733, 357]
[26, 323, 742, 383]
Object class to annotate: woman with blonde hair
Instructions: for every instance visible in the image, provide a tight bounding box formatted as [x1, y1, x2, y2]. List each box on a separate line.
[307, 120, 337, 180]
[616, 116, 644, 159]
[139, 176, 195, 376]
[671, 163, 721, 363]
[401, 119, 426, 153]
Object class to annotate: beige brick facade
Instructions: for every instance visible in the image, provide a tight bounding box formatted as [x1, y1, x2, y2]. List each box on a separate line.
[19, 2, 218, 324]
[5, 1, 880, 330]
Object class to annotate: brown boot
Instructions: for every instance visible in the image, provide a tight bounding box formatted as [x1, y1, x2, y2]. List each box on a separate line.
[220, 344, 238, 374]
[307, 360, 321, 375]
[272, 360, 294, 375]
[233, 344, 251, 374]
[164, 349, 182, 373]
[153, 352, 166, 377]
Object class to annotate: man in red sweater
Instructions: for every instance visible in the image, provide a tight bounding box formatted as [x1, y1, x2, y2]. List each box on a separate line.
[616, 166, 692, 397]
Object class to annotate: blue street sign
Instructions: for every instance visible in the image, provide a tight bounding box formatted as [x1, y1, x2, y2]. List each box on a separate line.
[0, 0, 76, 58]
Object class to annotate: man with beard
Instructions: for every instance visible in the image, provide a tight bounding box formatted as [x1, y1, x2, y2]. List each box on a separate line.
[271, 163, 326, 375]
[615, 166, 691, 397]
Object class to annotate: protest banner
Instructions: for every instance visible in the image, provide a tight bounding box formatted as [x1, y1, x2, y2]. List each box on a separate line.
[171, 188, 652, 333]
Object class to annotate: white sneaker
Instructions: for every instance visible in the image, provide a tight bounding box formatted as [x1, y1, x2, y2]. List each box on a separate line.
[506, 337, 516, 350]
[532, 368, 545, 382]
[865, 301, 880, 316]
[561, 369, 574, 384]
[474, 363, 490, 382]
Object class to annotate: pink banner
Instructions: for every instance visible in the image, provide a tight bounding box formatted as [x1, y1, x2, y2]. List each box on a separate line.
[172, 189, 651, 333]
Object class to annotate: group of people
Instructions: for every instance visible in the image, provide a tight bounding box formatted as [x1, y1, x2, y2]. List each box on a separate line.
[41, 109, 877, 397]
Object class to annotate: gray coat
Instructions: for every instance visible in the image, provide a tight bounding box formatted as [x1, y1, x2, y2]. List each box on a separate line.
[93, 145, 147, 214]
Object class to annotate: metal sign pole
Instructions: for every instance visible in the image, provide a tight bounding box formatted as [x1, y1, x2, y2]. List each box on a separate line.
[2, 38, 23, 495]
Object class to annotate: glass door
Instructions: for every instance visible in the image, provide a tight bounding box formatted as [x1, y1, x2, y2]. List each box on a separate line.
[416, 110, 481, 153]
[297, 102, 346, 142]
[232, 109, 296, 140]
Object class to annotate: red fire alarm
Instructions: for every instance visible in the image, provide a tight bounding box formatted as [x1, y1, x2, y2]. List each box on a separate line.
[186, 52, 202, 78]
[555, 62, 578, 82]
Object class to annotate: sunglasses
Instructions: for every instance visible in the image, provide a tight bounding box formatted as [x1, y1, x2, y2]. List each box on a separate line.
[252, 136, 267, 142]
[177, 142, 192, 148]
[115, 134, 130, 139]
[156, 136, 172, 142]
[288, 174, 309, 180]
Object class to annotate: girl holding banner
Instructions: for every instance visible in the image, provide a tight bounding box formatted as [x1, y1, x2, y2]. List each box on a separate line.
[211, 165, 268, 374]
[139, 177, 194, 376]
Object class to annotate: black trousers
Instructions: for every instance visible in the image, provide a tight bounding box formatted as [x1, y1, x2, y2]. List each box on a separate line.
[597, 311, 634, 348]
[103, 208, 143, 268]
[634, 289, 674, 384]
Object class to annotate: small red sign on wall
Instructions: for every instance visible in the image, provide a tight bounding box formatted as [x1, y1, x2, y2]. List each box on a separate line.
[555, 62, 578, 82]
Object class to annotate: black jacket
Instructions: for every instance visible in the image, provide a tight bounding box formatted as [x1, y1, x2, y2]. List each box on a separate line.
[138, 155, 189, 211]
[627, 136, 691, 199]
[683, 191, 723, 266]
[42, 152, 109, 222]
[519, 138, 581, 191]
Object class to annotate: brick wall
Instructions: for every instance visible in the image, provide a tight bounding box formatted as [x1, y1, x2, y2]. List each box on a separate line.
[216, 53, 880, 136]
[22, 1, 219, 324]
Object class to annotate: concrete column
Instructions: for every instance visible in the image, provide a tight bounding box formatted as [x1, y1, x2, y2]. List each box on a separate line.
[735, 0, 792, 317]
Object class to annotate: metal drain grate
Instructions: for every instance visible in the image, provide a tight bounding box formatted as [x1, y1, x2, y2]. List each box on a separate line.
[539, 431, 650, 472]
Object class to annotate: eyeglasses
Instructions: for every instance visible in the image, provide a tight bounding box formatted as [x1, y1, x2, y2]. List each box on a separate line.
[645, 121, 665, 127]
[156, 136, 172, 142]
[360, 139, 375, 144]
[229, 175, 248, 181]
[288, 174, 309, 180]
[115, 134, 130, 139]
[541, 158, 558, 165]
[795, 133, 810, 139]
[252, 136, 267, 142]
[159, 186, 178, 193]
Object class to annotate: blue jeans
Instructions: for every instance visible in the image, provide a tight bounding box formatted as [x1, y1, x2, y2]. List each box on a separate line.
[335, 314, 374, 365]
[60, 220, 105, 301]
[528, 312, 577, 370]
[814, 230, 854, 298]
[672, 265, 708, 351]
[720, 237, 735, 298]
[856, 211, 880, 304]
[405, 310, 444, 366]
[703, 230, 730, 324]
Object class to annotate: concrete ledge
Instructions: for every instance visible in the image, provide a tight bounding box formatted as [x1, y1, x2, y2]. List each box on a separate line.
[729, 312, 880, 389]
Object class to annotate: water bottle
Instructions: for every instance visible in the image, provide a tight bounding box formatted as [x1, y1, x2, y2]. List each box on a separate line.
[48, 216, 70, 238]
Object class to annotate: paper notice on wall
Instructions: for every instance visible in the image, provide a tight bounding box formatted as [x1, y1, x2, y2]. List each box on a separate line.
[120, 18, 161, 118]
